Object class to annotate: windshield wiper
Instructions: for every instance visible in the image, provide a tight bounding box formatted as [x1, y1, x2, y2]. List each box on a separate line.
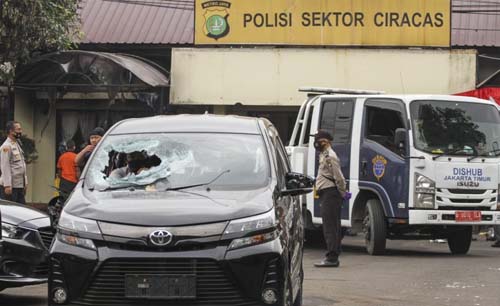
[432, 148, 466, 161]
[99, 177, 167, 192]
[165, 169, 231, 191]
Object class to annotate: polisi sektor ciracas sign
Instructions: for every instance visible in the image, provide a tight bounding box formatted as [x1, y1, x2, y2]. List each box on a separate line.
[195, 0, 451, 47]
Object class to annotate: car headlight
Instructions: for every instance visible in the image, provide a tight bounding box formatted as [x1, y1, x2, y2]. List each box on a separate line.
[224, 210, 276, 235]
[414, 173, 435, 209]
[1, 222, 29, 239]
[57, 212, 101, 250]
[223, 210, 277, 251]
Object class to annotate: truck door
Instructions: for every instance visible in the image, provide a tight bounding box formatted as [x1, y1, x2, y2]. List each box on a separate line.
[359, 99, 409, 219]
[314, 98, 355, 221]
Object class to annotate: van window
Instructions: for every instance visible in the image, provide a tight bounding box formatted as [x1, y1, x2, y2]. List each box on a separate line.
[320, 100, 354, 144]
[364, 100, 406, 154]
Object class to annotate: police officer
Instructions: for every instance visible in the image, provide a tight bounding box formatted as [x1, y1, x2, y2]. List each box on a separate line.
[313, 130, 348, 268]
[0, 121, 27, 204]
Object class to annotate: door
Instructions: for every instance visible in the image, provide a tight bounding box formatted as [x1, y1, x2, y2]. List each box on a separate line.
[313, 99, 355, 221]
[269, 126, 303, 297]
[359, 99, 410, 219]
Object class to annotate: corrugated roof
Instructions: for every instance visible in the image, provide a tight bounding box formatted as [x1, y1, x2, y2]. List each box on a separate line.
[452, 0, 500, 47]
[79, 0, 194, 45]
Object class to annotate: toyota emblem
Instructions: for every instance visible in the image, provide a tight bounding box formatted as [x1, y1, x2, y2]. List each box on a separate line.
[149, 230, 173, 246]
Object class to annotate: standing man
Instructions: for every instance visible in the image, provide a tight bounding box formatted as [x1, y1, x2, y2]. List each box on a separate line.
[0, 121, 27, 204]
[313, 130, 347, 268]
[57, 140, 79, 197]
[75, 127, 105, 172]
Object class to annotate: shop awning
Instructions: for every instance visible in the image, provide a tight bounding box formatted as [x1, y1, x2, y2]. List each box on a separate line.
[14, 50, 170, 92]
[455, 87, 500, 104]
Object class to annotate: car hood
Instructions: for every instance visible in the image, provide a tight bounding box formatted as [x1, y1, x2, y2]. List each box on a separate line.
[0, 201, 49, 227]
[64, 186, 274, 226]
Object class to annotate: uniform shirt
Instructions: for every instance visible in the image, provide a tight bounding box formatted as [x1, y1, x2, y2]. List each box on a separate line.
[315, 147, 346, 194]
[57, 151, 78, 183]
[0, 138, 27, 188]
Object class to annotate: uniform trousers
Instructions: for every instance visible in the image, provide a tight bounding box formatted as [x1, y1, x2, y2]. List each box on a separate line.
[318, 187, 343, 261]
[0, 186, 26, 204]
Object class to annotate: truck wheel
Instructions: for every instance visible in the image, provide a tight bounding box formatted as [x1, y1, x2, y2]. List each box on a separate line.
[363, 199, 387, 255]
[447, 226, 472, 255]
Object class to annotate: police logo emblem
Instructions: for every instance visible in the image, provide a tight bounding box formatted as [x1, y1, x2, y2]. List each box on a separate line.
[372, 155, 387, 181]
[202, 1, 231, 40]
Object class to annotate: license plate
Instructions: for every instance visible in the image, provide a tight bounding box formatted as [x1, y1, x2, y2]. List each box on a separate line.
[455, 211, 481, 222]
[125, 274, 196, 299]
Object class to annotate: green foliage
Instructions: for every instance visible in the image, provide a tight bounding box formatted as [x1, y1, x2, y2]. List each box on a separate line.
[0, 131, 38, 164]
[0, 0, 81, 84]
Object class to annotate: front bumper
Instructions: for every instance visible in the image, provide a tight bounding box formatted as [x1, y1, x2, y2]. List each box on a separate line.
[409, 209, 500, 225]
[49, 237, 285, 306]
[0, 234, 50, 289]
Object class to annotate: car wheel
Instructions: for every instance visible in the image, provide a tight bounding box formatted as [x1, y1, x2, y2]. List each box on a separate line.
[447, 226, 472, 255]
[363, 199, 387, 255]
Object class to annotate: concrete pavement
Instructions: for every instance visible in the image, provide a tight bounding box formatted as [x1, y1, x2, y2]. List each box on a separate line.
[2, 236, 500, 306]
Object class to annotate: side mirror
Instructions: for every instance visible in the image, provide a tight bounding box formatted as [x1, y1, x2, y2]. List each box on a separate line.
[394, 128, 407, 153]
[281, 172, 315, 196]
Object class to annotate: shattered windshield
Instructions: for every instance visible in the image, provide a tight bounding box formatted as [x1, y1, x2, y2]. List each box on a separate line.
[410, 100, 500, 156]
[85, 133, 271, 191]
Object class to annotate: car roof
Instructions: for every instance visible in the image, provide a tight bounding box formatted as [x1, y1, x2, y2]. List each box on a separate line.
[108, 114, 262, 135]
[315, 94, 495, 106]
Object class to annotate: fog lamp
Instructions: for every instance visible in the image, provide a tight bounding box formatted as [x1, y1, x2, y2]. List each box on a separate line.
[428, 214, 438, 221]
[53, 287, 67, 304]
[262, 288, 278, 304]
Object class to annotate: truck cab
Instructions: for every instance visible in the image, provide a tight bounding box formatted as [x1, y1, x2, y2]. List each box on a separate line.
[288, 87, 500, 255]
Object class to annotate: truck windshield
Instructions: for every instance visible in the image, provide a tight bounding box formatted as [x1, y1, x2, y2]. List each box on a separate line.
[410, 100, 500, 156]
[85, 133, 270, 191]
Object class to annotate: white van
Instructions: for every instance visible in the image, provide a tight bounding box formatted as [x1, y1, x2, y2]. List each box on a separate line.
[288, 87, 500, 255]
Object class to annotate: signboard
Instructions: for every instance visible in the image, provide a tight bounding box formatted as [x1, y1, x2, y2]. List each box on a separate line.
[435, 164, 497, 190]
[194, 0, 451, 47]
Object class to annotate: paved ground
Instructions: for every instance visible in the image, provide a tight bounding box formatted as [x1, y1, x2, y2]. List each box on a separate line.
[2, 235, 500, 306]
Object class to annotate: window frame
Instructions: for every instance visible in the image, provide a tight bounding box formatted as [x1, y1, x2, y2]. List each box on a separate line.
[319, 98, 356, 145]
[362, 98, 408, 155]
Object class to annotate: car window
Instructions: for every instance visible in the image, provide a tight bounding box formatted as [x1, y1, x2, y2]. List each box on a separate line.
[86, 133, 271, 192]
[364, 100, 406, 154]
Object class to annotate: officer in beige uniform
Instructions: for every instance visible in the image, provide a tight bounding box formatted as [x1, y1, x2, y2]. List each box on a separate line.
[0, 121, 27, 204]
[313, 130, 348, 268]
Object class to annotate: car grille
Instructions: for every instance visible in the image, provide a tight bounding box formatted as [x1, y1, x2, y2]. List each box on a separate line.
[38, 227, 55, 250]
[435, 188, 497, 209]
[73, 258, 263, 306]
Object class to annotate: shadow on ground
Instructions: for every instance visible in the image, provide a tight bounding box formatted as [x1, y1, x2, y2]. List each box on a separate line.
[304, 230, 489, 258]
[0, 293, 46, 306]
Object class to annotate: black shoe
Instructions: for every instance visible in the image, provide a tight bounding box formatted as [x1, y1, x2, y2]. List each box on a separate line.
[491, 242, 500, 248]
[314, 259, 340, 268]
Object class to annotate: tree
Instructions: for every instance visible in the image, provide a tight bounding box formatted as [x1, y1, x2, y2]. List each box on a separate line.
[0, 0, 81, 85]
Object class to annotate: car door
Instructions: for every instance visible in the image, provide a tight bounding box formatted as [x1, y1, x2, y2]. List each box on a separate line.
[314, 98, 356, 220]
[359, 98, 410, 219]
[0, 208, 3, 257]
[270, 127, 303, 296]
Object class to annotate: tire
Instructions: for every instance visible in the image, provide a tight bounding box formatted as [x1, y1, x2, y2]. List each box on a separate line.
[447, 226, 472, 255]
[362, 199, 387, 255]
